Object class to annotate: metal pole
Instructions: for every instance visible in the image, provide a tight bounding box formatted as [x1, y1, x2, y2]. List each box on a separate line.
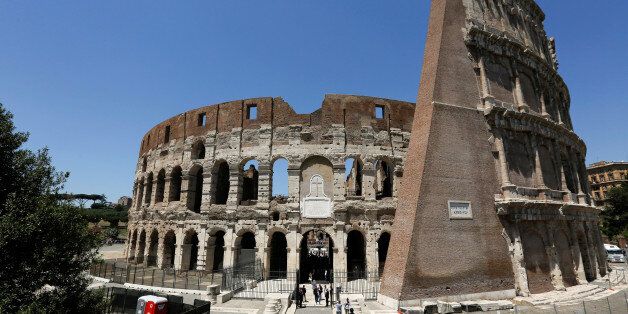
[151, 269, 155, 286]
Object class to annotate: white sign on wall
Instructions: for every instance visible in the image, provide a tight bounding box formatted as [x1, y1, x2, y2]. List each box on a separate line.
[301, 174, 332, 218]
[448, 201, 472, 220]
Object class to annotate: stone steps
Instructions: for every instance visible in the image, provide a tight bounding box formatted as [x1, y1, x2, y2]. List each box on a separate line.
[514, 284, 609, 306]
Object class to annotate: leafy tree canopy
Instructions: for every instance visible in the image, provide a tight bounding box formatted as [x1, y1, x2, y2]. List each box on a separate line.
[600, 182, 628, 240]
[0, 104, 106, 312]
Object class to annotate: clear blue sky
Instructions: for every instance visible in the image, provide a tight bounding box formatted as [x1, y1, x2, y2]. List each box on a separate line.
[1, 1, 626, 202]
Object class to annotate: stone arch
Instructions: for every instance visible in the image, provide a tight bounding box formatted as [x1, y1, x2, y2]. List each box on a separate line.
[554, 227, 578, 287]
[240, 159, 259, 205]
[207, 229, 226, 272]
[188, 165, 204, 213]
[485, 58, 514, 104]
[142, 156, 148, 172]
[191, 140, 206, 160]
[519, 71, 541, 113]
[136, 178, 145, 210]
[235, 231, 257, 268]
[268, 231, 288, 278]
[347, 229, 367, 280]
[575, 225, 596, 282]
[345, 156, 364, 197]
[271, 157, 289, 198]
[520, 221, 553, 294]
[144, 172, 153, 206]
[211, 160, 230, 205]
[375, 159, 394, 199]
[300, 229, 334, 283]
[155, 169, 166, 203]
[378, 231, 391, 276]
[300, 155, 334, 201]
[182, 229, 200, 271]
[147, 229, 159, 267]
[128, 229, 138, 261]
[169, 166, 183, 202]
[136, 229, 147, 264]
[162, 230, 177, 269]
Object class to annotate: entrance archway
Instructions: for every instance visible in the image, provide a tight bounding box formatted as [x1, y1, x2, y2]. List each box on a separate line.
[347, 230, 366, 280]
[182, 230, 199, 271]
[136, 230, 147, 264]
[147, 230, 159, 267]
[378, 232, 391, 276]
[236, 232, 256, 268]
[162, 230, 176, 269]
[300, 230, 334, 283]
[211, 231, 226, 271]
[269, 232, 288, 278]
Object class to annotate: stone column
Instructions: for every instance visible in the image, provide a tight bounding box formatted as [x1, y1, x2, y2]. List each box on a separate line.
[287, 225, 301, 270]
[143, 230, 152, 266]
[134, 233, 144, 264]
[156, 234, 166, 269]
[494, 130, 516, 200]
[180, 174, 192, 212]
[334, 223, 347, 283]
[591, 223, 608, 277]
[222, 227, 236, 269]
[333, 164, 346, 202]
[362, 164, 377, 201]
[201, 170, 212, 213]
[149, 176, 158, 207]
[568, 221, 588, 284]
[366, 231, 379, 281]
[163, 177, 172, 205]
[539, 89, 550, 118]
[258, 163, 272, 206]
[507, 220, 530, 297]
[287, 167, 301, 204]
[530, 135, 546, 190]
[513, 70, 530, 112]
[478, 56, 491, 102]
[227, 165, 241, 208]
[582, 222, 600, 280]
[206, 236, 216, 272]
[174, 227, 185, 270]
[544, 222, 566, 291]
[197, 227, 208, 271]
[256, 224, 268, 268]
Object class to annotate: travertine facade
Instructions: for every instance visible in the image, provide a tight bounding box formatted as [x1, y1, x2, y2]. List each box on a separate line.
[380, 0, 607, 305]
[587, 161, 628, 207]
[126, 95, 413, 280]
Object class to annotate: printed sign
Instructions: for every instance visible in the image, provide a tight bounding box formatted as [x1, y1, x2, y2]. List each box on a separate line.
[448, 201, 472, 219]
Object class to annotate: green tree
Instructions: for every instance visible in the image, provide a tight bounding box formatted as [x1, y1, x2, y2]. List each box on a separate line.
[0, 104, 106, 312]
[600, 182, 628, 240]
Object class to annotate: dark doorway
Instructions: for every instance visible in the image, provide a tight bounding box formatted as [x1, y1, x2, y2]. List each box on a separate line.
[213, 161, 230, 205]
[184, 231, 199, 271]
[212, 231, 225, 271]
[191, 167, 203, 213]
[378, 232, 391, 276]
[236, 232, 256, 268]
[163, 231, 176, 269]
[147, 230, 158, 267]
[269, 232, 288, 278]
[299, 230, 333, 283]
[347, 230, 366, 280]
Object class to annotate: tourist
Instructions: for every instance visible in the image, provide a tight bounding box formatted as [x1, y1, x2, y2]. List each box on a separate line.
[302, 285, 307, 302]
[324, 287, 330, 307]
[314, 286, 320, 305]
[335, 301, 342, 314]
[344, 298, 351, 313]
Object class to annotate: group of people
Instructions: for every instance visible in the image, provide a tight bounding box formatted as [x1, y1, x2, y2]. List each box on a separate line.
[335, 298, 355, 314]
[293, 282, 331, 308]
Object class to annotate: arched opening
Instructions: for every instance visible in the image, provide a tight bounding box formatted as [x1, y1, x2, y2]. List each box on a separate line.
[271, 158, 289, 202]
[554, 229, 578, 287]
[191, 140, 206, 160]
[299, 230, 334, 283]
[241, 160, 259, 205]
[236, 232, 256, 269]
[128, 229, 138, 261]
[169, 166, 182, 202]
[210, 231, 226, 272]
[520, 222, 553, 294]
[147, 230, 159, 267]
[345, 158, 363, 197]
[155, 169, 166, 203]
[136, 230, 147, 264]
[375, 160, 393, 199]
[188, 166, 204, 213]
[142, 157, 147, 172]
[269, 232, 288, 278]
[182, 230, 199, 271]
[347, 230, 366, 280]
[378, 232, 391, 277]
[162, 230, 177, 269]
[136, 178, 145, 210]
[144, 173, 153, 206]
[212, 161, 230, 205]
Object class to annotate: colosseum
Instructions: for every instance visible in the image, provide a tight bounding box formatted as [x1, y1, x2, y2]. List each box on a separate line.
[126, 94, 414, 284]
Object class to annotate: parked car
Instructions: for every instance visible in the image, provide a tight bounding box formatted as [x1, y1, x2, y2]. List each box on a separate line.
[604, 244, 626, 263]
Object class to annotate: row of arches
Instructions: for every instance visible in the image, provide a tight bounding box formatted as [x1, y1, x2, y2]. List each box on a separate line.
[127, 227, 392, 280]
[135, 155, 397, 212]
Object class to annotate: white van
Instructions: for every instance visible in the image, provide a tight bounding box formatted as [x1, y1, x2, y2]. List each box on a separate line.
[604, 244, 626, 263]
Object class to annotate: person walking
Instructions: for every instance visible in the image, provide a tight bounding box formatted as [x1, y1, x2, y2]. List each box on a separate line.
[324, 287, 330, 307]
[344, 298, 351, 313]
[314, 286, 320, 305]
[302, 285, 307, 303]
[335, 301, 342, 314]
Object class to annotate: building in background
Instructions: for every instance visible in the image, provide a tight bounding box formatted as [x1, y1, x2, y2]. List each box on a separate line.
[117, 196, 133, 209]
[587, 161, 628, 207]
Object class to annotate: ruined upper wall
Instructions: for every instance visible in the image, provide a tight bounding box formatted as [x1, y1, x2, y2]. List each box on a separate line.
[138, 95, 415, 157]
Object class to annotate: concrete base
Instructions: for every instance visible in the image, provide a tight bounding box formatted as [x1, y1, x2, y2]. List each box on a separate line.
[377, 289, 516, 309]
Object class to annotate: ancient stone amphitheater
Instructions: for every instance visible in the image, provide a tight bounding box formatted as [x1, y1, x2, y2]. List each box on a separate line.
[126, 94, 414, 282]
